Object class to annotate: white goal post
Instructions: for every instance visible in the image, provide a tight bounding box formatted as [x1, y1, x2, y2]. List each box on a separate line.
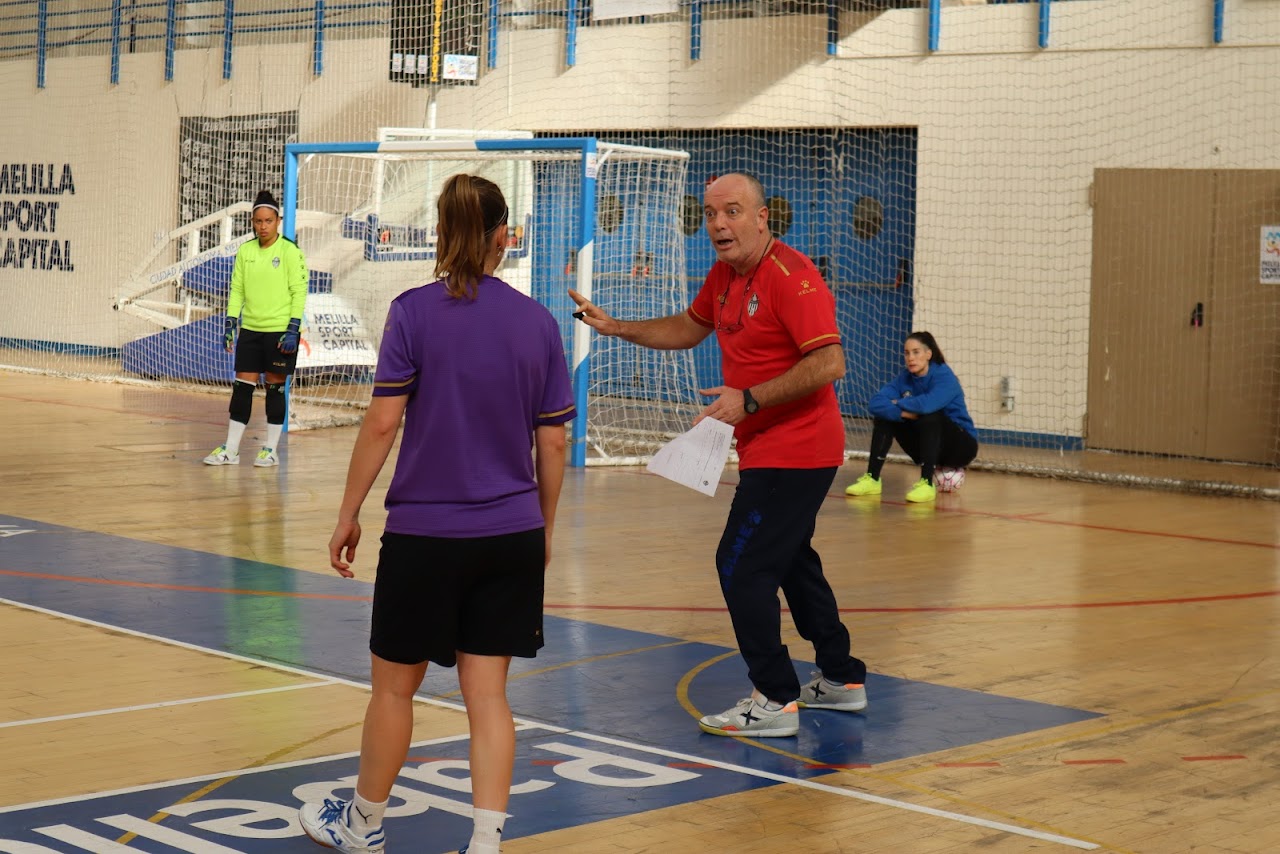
[282, 136, 696, 466]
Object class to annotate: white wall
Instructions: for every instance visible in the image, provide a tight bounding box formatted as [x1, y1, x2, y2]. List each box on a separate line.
[2, 0, 1277, 437]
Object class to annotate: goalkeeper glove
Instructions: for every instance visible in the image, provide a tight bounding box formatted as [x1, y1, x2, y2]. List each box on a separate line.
[223, 316, 238, 352]
[278, 317, 301, 355]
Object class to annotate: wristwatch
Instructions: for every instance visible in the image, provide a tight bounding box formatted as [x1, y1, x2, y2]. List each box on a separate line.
[742, 387, 760, 415]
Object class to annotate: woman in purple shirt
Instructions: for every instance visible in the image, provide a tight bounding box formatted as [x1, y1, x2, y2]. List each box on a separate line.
[300, 175, 575, 854]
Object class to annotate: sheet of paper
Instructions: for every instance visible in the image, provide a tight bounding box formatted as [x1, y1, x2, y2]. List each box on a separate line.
[645, 417, 735, 497]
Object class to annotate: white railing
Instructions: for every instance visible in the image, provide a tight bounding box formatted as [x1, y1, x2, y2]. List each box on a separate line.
[114, 203, 254, 330]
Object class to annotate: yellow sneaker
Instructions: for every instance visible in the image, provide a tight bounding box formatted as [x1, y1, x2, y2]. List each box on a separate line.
[905, 478, 937, 503]
[844, 473, 882, 497]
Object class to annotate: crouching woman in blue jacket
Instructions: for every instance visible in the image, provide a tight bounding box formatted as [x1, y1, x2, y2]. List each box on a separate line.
[846, 331, 978, 503]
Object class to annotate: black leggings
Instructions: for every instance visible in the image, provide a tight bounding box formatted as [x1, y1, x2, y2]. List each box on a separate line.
[866, 412, 978, 483]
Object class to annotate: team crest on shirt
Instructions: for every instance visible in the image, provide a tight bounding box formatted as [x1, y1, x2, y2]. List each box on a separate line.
[747, 293, 760, 317]
[272, 256, 281, 268]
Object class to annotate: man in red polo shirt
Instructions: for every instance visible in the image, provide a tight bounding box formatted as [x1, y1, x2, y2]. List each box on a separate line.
[569, 172, 867, 738]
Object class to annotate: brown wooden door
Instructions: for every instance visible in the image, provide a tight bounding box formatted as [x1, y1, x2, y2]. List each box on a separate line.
[1088, 169, 1215, 457]
[1204, 171, 1280, 464]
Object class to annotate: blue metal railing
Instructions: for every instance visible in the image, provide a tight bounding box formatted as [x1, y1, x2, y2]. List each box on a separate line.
[7, 0, 1120, 89]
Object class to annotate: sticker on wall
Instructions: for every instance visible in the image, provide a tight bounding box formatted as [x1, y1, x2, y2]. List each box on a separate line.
[1261, 225, 1280, 284]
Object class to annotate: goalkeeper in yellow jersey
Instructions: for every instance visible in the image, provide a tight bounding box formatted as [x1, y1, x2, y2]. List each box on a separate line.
[203, 189, 308, 467]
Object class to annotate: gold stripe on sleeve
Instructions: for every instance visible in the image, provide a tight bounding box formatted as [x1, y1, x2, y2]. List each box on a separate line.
[374, 377, 416, 389]
[800, 333, 840, 349]
[539, 405, 576, 419]
[769, 255, 791, 276]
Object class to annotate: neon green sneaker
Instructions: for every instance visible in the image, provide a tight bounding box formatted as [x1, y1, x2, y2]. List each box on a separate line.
[844, 473, 882, 497]
[905, 478, 937, 503]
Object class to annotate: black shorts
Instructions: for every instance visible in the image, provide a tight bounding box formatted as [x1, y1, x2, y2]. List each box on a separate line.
[234, 329, 298, 376]
[370, 528, 546, 668]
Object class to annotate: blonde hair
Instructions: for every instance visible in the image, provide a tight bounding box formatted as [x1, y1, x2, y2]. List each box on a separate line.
[434, 174, 508, 299]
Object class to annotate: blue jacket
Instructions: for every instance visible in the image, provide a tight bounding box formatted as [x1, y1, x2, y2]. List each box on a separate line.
[868, 363, 977, 439]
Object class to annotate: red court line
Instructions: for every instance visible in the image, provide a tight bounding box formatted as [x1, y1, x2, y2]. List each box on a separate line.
[545, 588, 1280, 614]
[3, 567, 1278, 614]
[1182, 755, 1246, 762]
[0, 568, 371, 602]
[668, 467, 1279, 552]
[1062, 759, 1127, 765]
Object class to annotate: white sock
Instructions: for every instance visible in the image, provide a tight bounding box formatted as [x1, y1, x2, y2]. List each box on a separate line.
[225, 420, 247, 455]
[265, 422, 283, 451]
[349, 792, 387, 831]
[751, 689, 786, 711]
[467, 808, 506, 853]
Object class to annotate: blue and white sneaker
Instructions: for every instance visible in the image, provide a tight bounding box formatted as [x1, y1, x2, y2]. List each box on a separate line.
[253, 447, 279, 467]
[298, 798, 385, 853]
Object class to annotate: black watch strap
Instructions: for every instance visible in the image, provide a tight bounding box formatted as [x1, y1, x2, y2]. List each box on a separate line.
[743, 387, 760, 415]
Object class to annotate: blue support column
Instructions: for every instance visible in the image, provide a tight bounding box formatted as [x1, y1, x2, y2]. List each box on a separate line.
[826, 0, 837, 55]
[36, 0, 47, 89]
[487, 0, 499, 68]
[1038, 0, 1050, 49]
[110, 0, 123, 84]
[222, 0, 235, 80]
[690, 0, 702, 61]
[1213, 0, 1224, 43]
[566, 0, 578, 67]
[927, 0, 939, 52]
[570, 138, 598, 467]
[282, 146, 300, 434]
[313, 0, 325, 75]
[164, 0, 177, 81]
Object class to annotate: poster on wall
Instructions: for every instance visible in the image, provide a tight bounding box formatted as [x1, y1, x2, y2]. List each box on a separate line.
[178, 111, 299, 252]
[1261, 225, 1280, 285]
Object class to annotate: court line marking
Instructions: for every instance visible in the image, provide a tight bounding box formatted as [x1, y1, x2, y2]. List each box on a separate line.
[675, 652, 1111, 852]
[0, 596, 1095, 849]
[572, 730, 1098, 850]
[5, 565, 1279, 615]
[0, 682, 337, 730]
[614, 467, 1280, 550]
[0, 731, 495, 816]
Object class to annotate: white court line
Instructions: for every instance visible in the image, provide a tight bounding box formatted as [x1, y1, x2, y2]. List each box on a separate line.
[0, 681, 336, 730]
[0, 728, 547, 816]
[572, 730, 1099, 850]
[0, 596, 1097, 849]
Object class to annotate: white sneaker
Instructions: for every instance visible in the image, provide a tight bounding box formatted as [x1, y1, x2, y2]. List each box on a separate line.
[203, 445, 239, 465]
[299, 798, 385, 853]
[699, 697, 799, 737]
[253, 447, 279, 467]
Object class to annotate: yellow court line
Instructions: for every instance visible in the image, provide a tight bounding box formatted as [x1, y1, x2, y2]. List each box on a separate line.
[675, 653, 1132, 853]
[117, 719, 365, 844]
[117, 641, 690, 841]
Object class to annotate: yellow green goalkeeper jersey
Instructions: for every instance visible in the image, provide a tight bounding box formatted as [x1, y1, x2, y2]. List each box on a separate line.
[227, 235, 308, 332]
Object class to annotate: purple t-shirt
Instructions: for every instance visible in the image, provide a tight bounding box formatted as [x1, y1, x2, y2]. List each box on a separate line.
[373, 276, 575, 537]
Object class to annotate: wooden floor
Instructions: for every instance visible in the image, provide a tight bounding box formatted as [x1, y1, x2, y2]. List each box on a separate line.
[1, 371, 1278, 853]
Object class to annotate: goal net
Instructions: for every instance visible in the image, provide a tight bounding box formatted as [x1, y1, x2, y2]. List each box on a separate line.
[278, 135, 695, 464]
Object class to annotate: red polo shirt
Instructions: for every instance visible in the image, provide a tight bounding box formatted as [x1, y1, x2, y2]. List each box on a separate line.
[688, 240, 845, 470]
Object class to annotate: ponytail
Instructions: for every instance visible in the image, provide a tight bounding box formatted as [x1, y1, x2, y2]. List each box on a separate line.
[434, 174, 508, 300]
[907, 331, 946, 365]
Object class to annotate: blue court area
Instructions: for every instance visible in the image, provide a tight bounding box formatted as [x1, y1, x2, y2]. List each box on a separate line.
[0, 513, 1101, 850]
